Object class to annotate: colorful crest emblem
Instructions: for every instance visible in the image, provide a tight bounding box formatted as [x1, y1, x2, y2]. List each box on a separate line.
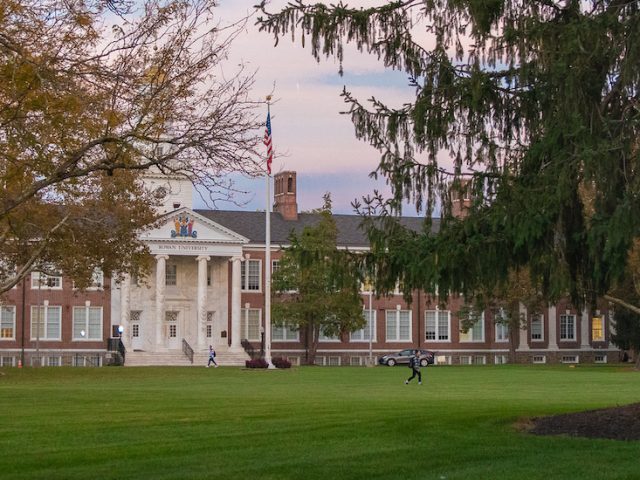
[171, 214, 197, 238]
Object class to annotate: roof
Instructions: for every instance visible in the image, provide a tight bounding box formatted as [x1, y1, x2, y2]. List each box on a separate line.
[194, 210, 437, 248]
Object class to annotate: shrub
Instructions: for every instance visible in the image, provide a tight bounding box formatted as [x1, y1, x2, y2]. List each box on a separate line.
[245, 358, 268, 369]
[272, 357, 292, 369]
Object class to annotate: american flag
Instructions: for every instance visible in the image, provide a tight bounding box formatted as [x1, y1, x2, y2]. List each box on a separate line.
[263, 111, 273, 175]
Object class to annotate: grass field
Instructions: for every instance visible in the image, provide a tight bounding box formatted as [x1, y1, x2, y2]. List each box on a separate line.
[1, 364, 639, 480]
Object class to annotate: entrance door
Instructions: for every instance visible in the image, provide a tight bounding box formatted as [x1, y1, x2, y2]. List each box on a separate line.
[131, 323, 143, 351]
[165, 310, 180, 349]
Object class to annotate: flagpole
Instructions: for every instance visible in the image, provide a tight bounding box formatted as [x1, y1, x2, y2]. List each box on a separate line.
[265, 97, 274, 368]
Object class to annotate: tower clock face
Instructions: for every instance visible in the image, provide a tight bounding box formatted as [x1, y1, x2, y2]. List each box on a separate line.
[154, 186, 168, 199]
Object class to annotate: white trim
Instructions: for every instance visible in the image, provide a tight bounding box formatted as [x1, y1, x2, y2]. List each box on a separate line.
[559, 314, 577, 341]
[385, 307, 412, 342]
[530, 314, 545, 342]
[425, 309, 451, 342]
[241, 258, 262, 293]
[30, 305, 62, 341]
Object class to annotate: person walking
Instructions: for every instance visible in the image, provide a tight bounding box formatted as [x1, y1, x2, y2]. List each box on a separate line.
[405, 350, 422, 385]
[207, 345, 218, 368]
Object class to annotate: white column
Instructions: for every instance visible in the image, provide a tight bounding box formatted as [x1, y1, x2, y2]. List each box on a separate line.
[608, 308, 617, 340]
[581, 307, 591, 350]
[230, 256, 242, 352]
[196, 255, 210, 349]
[517, 303, 529, 351]
[548, 305, 558, 350]
[120, 274, 131, 349]
[155, 255, 169, 349]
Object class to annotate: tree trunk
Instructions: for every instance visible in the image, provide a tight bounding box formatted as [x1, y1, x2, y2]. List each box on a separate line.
[304, 323, 310, 365]
[634, 348, 640, 371]
[307, 323, 320, 365]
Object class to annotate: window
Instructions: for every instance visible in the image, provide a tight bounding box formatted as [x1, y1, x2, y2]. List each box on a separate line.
[165, 311, 178, 338]
[319, 326, 340, 342]
[425, 310, 450, 341]
[327, 356, 341, 366]
[594, 354, 607, 364]
[132, 324, 140, 338]
[350, 356, 363, 366]
[592, 316, 604, 342]
[272, 260, 280, 273]
[530, 314, 544, 341]
[474, 355, 486, 365]
[532, 355, 546, 364]
[495, 323, 509, 342]
[30, 305, 62, 340]
[385, 309, 411, 342]
[241, 308, 261, 341]
[88, 269, 104, 289]
[460, 313, 485, 342]
[561, 355, 579, 364]
[241, 259, 261, 291]
[350, 310, 376, 342]
[73, 306, 103, 340]
[560, 314, 576, 341]
[47, 356, 61, 367]
[460, 355, 472, 365]
[1, 306, 16, 339]
[130, 310, 141, 322]
[165, 265, 177, 286]
[31, 271, 62, 289]
[272, 323, 299, 341]
[206, 311, 214, 339]
[494, 355, 508, 364]
[0, 356, 15, 367]
[435, 355, 451, 365]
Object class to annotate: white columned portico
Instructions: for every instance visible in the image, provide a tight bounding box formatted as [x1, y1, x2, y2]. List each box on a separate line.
[196, 255, 210, 349]
[120, 274, 131, 348]
[230, 256, 242, 352]
[155, 254, 169, 348]
[548, 305, 558, 350]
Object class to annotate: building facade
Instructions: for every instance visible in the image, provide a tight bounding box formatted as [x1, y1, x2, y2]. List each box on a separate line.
[0, 270, 112, 367]
[0, 170, 622, 367]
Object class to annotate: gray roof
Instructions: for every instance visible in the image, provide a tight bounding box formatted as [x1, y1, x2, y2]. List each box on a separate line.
[195, 209, 437, 248]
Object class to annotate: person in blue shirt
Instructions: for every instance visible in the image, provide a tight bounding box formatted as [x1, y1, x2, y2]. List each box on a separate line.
[207, 345, 218, 368]
[405, 350, 422, 385]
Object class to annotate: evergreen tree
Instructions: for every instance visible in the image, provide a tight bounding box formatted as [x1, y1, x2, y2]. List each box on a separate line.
[611, 308, 640, 369]
[258, 1, 640, 311]
[271, 195, 365, 364]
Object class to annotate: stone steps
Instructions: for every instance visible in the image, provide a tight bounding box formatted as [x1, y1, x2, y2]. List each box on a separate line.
[124, 349, 250, 367]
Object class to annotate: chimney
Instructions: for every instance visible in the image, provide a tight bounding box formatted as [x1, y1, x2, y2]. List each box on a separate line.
[450, 179, 472, 219]
[273, 171, 298, 220]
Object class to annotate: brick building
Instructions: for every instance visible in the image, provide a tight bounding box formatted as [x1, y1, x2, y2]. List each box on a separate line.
[0, 170, 621, 367]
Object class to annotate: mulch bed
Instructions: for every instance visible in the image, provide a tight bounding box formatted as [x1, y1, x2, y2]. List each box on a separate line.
[527, 403, 640, 441]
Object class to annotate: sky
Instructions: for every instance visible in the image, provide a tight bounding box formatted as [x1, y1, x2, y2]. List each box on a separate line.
[201, 0, 424, 216]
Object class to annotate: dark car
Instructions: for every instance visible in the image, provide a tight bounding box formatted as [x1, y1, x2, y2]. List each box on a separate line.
[378, 349, 435, 367]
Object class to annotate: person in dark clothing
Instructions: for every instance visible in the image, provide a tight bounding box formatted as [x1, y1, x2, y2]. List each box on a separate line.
[207, 345, 218, 368]
[405, 350, 422, 385]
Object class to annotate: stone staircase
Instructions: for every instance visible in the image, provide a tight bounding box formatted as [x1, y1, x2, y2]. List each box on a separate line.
[125, 348, 249, 367]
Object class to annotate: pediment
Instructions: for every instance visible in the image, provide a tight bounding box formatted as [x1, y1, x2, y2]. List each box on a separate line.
[141, 208, 248, 244]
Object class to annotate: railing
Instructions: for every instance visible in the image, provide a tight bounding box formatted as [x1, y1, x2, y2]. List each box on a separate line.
[182, 338, 194, 364]
[107, 337, 126, 365]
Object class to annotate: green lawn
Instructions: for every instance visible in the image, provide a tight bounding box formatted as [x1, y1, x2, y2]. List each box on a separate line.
[0, 364, 639, 480]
